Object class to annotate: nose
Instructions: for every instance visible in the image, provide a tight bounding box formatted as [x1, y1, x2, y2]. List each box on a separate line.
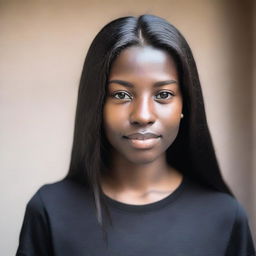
[129, 96, 156, 126]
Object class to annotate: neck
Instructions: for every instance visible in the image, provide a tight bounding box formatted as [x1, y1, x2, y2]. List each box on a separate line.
[100, 153, 182, 195]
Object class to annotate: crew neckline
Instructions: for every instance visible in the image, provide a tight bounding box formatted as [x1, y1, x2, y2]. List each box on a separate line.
[102, 175, 188, 213]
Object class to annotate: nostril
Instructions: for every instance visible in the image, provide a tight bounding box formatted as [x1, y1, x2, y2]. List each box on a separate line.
[130, 119, 155, 126]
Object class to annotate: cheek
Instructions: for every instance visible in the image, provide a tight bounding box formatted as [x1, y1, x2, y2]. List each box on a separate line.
[103, 102, 124, 137]
[161, 98, 182, 118]
[103, 103, 114, 134]
[159, 102, 182, 137]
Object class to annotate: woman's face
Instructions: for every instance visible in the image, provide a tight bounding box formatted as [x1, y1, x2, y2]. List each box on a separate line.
[103, 45, 183, 165]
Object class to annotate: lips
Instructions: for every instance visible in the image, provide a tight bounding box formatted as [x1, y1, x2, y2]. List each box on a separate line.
[123, 132, 161, 140]
[123, 133, 161, 149]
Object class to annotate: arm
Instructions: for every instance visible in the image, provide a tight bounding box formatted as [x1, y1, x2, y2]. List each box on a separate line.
[16, 189, 53, 256]
[225, 202, 255, 256]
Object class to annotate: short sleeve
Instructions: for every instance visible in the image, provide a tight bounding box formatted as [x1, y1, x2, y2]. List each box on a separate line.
[16, 189, 53, 256]
[225, 202, 255, 256]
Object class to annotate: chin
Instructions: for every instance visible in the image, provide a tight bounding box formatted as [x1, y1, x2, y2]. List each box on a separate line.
[124, 151, 163, 165]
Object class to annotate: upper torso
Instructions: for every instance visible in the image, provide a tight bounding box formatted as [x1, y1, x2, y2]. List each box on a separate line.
[16, 175, 255, 256]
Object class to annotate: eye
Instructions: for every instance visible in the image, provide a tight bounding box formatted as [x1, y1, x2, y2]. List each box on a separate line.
[155, 91, 174, 100]
[112, 91, 132, 100]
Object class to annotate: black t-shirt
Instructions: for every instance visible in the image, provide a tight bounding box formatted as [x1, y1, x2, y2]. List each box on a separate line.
[16, 176, 255, 256]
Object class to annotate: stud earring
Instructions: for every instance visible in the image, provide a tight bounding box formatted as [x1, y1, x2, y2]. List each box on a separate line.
[181, 113, 184, 119]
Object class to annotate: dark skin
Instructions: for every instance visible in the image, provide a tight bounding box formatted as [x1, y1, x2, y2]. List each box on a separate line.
[101, 46, 183, 205]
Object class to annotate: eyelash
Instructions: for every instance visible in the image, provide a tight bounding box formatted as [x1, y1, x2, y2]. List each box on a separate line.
[110, 91, 174, 101]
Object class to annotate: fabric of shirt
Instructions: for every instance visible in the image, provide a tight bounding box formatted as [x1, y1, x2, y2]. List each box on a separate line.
[16, 175, 255, 256]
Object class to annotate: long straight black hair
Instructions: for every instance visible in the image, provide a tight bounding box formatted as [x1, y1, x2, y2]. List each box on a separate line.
[66, 14, 233, 230]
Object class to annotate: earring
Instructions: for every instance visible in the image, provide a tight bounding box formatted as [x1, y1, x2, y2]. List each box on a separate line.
[181, 113, 184, 119]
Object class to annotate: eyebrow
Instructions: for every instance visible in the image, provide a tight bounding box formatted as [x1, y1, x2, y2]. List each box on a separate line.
[108, 79, 178, 88]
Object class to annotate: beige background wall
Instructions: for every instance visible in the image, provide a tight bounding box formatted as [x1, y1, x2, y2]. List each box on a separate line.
[253, 0, 256, 245]
[1, 0, 255, 254]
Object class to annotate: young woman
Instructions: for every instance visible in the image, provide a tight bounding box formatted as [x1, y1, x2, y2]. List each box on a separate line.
[17, 14, 255, 256]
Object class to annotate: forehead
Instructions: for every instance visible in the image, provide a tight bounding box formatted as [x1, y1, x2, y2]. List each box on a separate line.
[109, 45, 178, 79]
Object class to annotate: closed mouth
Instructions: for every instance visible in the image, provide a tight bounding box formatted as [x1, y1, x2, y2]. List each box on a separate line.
[123, 133, 161, 140]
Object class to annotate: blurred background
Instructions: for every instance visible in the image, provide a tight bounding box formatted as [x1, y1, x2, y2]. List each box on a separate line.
[0, 0, 255, 254]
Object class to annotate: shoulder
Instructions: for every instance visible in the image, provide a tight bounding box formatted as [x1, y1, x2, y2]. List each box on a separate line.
[184, 178, 249, 223]
[26, 178, 94, 215]
[184, 178, 255, 253]
[38, 178, 90, 196]
[39, 178, 91, 197]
